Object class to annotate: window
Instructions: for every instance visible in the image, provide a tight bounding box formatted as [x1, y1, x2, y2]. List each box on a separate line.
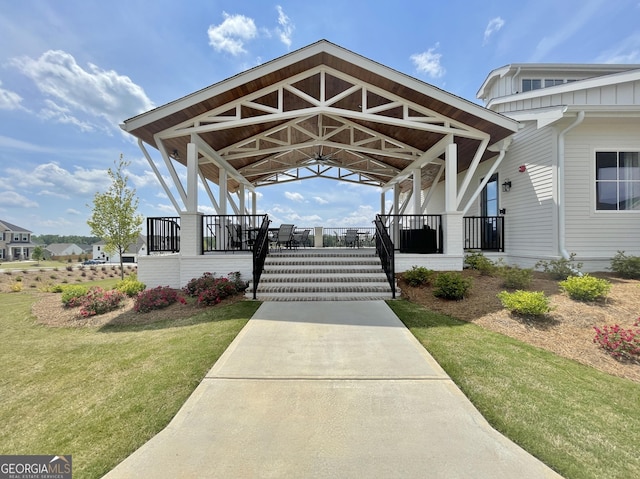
[595, 151, 640, 210]
[522, 79, 542, 92]
[0, 249, 4, 259]
[544, 79, 564, 87]
[13, 234, 19, 241]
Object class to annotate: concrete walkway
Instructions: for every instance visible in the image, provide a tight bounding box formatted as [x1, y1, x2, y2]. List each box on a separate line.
[104, 301, 562, 478]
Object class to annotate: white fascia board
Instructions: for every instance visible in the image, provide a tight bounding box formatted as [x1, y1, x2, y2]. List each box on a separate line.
[123, 41, 334, 132]
[124, 40, 518, 135]
[503, 105, 568, 129]
[487, 68, 640, 109]
[476, 65, 512, 100]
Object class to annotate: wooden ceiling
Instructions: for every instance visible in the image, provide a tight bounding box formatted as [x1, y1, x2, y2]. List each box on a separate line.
[122, 41, 518, 194]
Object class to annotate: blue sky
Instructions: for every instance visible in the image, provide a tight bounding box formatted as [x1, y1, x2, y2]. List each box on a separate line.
[1, 0, 639, 236]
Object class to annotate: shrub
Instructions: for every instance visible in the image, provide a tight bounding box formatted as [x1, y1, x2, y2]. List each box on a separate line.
[15, 276, 22, 282]
[464, 252, 497, 276]
[78, 287, 126, 317]
[115, 274, 146, 297]
[497, 290, 551, 317]
[535, 253, 582, 280]
[500, 266, 533, 289]
[433, 272, 472, 300]
[49, 284, 64, 293]
[61, 285, 89, 307]
[609, 251, 640, 279]
[134, 286, 185, 313]
[183, 272, 248, 306]
[66, 265, 73, 271]
[183, 272, 217, 297]
[559, 274, 611, 302]
[10, 282, 23, 293]
[403, 266, 434, 286]
[593, 322, 640, 360]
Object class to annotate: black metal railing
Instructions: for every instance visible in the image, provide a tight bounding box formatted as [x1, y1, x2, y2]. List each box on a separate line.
[252, 215, 272, 299]
[147, 217, 180, 254]
[374, 215, 395, 299]
[378, 214, 442, 253]
[202, 214, 268, 253]
[321, 227, 376, 247]
[464, 216, 504, 252]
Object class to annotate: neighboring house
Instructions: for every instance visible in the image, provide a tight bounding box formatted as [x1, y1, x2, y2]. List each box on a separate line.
[0, 220, 36, 261]
[93, 235, 147, 263]
[471, 63, 640, 271]
[44, 243, 86, 259]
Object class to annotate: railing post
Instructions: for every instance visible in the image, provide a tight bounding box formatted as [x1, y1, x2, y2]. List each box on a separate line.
[180, 212, 203, 256]
[314, 227, 323, 248]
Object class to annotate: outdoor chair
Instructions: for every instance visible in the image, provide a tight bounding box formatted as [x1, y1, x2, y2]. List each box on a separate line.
[272, 224, 295, 251]
[292, 229, 310, 248]
[226, 223, 244, 250]
[345, 229, 359, 248]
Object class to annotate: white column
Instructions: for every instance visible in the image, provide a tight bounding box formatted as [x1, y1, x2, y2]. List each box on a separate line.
[413, 168, 421, 215]
[239, 184, 246, 215]
[445, 143, 457, 212]
[251, 190, 257, 216]
[186, 143, 198, 213]
[219, 169, 228, 215]
[442, 141, 463, 265]
[393, 183, 401, 245]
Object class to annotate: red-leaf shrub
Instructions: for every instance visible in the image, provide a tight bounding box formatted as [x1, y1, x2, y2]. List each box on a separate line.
[183, 272, 248, 307]
[593, 319, 640, 360]
[78, 287, 126, 317]
[134, 286, 186, 313]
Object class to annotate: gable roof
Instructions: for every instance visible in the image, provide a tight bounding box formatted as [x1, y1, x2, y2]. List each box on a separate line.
[122, 40, 518, 193]
[0, 220, 32, 233]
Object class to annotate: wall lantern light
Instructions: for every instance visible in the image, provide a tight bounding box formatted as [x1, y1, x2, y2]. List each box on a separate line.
[501, 180, 512, 192]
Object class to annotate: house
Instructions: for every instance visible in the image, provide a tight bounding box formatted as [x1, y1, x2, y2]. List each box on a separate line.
[93, 235, 147, 263]
[44, 243, 86, 259]
[119, 41, 639, 290]
[473, 63, 640, 271]
[0, 220, 36, 261]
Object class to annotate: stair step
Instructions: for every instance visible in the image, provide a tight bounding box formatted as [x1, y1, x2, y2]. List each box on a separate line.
[254, 293, 395, 301]
[258, 275, 387, 283]
[249, 249, 397, 301]
[263, 267, 383, 274]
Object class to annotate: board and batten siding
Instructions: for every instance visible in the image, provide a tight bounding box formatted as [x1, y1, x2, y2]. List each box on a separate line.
[494, 79, 640, 114]
[563, 117, 640, 260]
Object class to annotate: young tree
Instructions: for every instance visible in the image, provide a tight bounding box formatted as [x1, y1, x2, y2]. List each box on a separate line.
[32, 245, 44, 265]
[87, 155, 143, 280]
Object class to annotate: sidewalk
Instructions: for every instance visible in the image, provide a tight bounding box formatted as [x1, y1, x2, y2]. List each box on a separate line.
[103, 301, 562, 478]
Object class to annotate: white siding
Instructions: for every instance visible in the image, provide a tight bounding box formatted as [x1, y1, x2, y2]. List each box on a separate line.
[563, 117, 640, 259]
[137, 254, 252, 289]
[499, 124, 557, 256]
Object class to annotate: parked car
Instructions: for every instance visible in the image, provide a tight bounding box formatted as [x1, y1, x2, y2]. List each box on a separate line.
[82, 259, 105, 265]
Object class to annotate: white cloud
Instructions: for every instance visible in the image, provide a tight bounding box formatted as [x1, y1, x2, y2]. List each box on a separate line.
[276, 5, 294, 48]
[10, 50, 154, 130]
[0, 80, 25, 111]
[483, 17, 505, 45]
[0, 190, 38, 208]
[207, 12, 257, 55]
[66, 208, 82, 215]
[410, 44, 445, 78]
[284, 191, 304, 202]
[313, 196, 329, 205]
[5, 162, 107, 198]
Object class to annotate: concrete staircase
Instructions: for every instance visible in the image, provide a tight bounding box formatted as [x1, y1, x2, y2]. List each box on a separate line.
[247, 249, 398, 301]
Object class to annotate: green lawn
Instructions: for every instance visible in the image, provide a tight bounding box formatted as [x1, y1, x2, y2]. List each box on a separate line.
[389, 299, 640, 479]
[0, 291, 260, 479]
